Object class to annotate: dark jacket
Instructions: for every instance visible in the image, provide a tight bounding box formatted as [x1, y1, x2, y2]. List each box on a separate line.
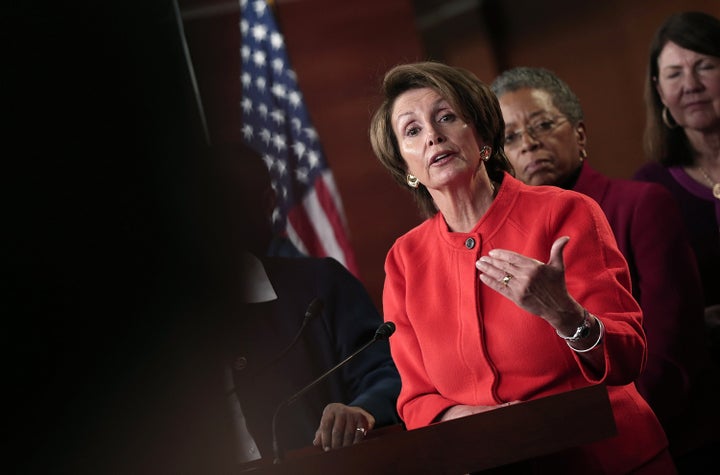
[633, 161, 720, 308]
[231, 256, 400, 458]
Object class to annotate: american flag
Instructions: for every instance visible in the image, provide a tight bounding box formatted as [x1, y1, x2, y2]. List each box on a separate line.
[238, 0, 358, 276]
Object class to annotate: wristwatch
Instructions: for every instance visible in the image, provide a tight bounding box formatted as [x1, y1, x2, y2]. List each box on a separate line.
[556, 309, 592, 342]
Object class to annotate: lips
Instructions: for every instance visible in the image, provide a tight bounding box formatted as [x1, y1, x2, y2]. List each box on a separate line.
[682, 99, 710, 109]
[428, 151, 454, 166]
[524, 158, 553, 175]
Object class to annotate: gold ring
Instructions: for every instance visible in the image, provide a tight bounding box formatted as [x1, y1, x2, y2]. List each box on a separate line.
[501, 274, 513, 286]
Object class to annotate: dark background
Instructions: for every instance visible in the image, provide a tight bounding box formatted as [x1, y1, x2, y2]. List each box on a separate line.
[7, 0, 720, 472]
[8, 2, 237, 472]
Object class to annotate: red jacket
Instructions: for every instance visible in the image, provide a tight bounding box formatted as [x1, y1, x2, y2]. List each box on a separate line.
[383, 173, 668, 473]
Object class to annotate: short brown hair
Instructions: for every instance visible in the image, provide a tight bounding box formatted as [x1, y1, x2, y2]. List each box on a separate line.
[369, 61, 513, 218]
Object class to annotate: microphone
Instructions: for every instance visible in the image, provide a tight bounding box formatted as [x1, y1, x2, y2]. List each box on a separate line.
[271, 321, 396, 464]
[227, 297, 324, 395]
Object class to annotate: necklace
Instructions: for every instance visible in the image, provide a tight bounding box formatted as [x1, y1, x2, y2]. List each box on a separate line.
[697, 166, 720, 200]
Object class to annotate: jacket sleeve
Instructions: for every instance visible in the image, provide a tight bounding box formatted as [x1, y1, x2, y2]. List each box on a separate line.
[548, 192, 647, 385]
[322, 258, 402, 427]
[629, 184, 706, 426]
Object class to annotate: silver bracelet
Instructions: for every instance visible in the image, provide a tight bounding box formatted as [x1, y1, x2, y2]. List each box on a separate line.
[567, 315, 604, 353]
[556, 308, 592, 342]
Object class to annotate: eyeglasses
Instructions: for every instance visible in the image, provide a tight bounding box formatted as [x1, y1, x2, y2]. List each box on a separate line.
[504, 117, 569, 149]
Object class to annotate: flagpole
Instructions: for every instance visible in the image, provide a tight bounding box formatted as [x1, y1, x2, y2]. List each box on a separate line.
[172, 0, 211, 146]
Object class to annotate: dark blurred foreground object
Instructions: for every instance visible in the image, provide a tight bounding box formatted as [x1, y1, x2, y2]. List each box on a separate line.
[7, 1, 241, 472]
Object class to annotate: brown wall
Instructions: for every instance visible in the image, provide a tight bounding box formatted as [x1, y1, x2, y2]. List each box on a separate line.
[274, 0, 425, 311]
[181, 0, 720, 311]
[430, 0, 720, 179]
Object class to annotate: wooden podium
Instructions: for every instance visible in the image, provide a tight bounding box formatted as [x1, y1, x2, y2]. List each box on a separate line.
[239, 384, 616, 474]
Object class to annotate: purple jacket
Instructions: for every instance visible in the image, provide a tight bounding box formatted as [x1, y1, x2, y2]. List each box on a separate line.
[633, 162, 720, 308]
[573, 163, 705, 435]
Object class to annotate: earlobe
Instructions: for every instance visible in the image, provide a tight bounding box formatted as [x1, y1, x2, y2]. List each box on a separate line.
[575, 122, 588, 149]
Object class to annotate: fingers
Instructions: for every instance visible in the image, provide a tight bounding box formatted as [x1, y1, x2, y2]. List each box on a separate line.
[476, 251, 524, 295]
[479, 249, 539, 279]
[484, 238, 570, 268]
[333, 416, 354, 449]
[313, 406, 339, 451]
[352, 425, 367, 445]
[476, 237, 570, 282]
[547, 236, 570, 271]
[313, 404, 370, 451]
[477, 269, 511, 295]
[477, 239, 577, 322]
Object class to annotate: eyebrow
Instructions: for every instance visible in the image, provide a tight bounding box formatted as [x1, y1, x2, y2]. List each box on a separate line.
[505, 110, 552, 128]
[660, 56, 715, 70]
[394, 97, 450, 125]
[660, 64, 685, 71]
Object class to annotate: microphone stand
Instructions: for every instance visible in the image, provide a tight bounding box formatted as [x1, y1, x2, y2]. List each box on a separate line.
[271, 322, 395, 464]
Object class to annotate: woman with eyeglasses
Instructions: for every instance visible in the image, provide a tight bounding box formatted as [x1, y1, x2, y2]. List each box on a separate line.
[370, 61, 674, 473]
[491, 66, 714, 471]
[633, 11, 720, 369]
